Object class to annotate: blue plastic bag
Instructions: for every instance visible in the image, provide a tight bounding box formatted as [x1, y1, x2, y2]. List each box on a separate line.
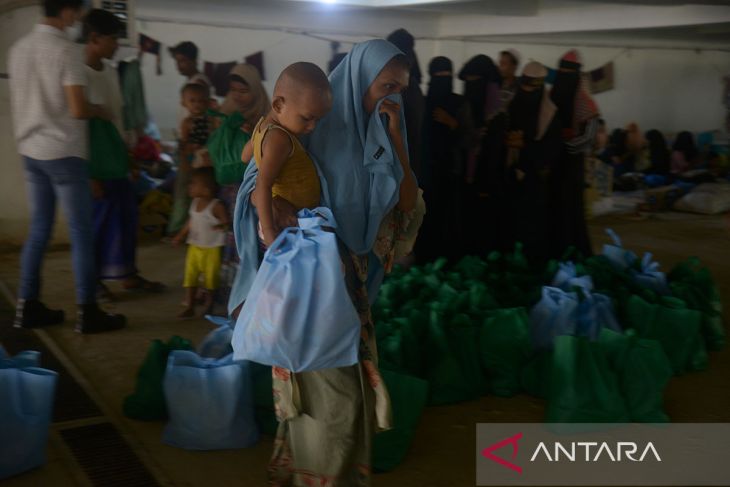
[198, 315, 234, 359]
[551, 262, 594, 292]
[0, 349, 58, 480]
[232, 211, 361, 372]
[631, 252, 670, 296]
[602, 229, 637, 270]
[530, 287, 622, 349]
[530, 287, 580, 350]
[162, 351, 258, 450]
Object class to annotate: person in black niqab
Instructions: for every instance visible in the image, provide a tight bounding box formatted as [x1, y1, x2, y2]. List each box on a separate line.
[415, 56, 472, 263]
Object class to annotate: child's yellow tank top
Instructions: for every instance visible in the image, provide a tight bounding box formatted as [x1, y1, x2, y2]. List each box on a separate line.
[252, 118, 321, 211]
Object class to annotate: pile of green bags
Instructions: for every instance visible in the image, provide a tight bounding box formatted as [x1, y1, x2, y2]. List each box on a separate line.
[371, 238, 725, 469]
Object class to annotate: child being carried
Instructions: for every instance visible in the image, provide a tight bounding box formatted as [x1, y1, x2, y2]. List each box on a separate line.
[242, 62, 332, 247]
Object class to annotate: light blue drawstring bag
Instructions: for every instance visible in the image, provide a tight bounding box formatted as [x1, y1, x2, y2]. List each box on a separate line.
[602, 229, 638, 270]
[232, 208, 361, 372]
[631, 252, 671, 296]
[0, 349, 58, 480]
[551, 262, 594, 293]
[530, 287, 622, 349]
[198, 315, 234, 359]
[530, 287, 580, 350]
[162, 351, 258, 450]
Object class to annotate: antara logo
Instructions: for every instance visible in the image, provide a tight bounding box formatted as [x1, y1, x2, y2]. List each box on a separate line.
[482, 433, 662, 474]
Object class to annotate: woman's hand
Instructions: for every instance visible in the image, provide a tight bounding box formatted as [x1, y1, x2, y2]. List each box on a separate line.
[271, 196, 298, 231]
[241, 122, 253, 134]
[433, 108, 458, 130]
[379, 99, 402, 139]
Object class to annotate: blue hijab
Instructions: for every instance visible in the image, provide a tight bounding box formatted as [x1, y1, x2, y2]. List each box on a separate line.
[228, 39, 407, 315]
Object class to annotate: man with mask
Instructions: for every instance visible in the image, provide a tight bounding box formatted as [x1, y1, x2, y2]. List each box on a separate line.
[416, 57, 473, 263]
[386, 29, 425, 178]
[549, 50, 600, 258]
[9, 0, 126, 332]
[486, 61, 562, 264]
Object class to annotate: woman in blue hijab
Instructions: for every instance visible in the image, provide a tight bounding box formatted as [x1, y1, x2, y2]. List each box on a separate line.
[231, 40, 419, 485]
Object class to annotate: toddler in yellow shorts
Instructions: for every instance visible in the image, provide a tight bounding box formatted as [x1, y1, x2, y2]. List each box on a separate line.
[173, 167, 229, 317]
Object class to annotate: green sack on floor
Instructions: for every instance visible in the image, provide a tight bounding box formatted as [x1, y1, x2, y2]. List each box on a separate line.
[546, 335, 629, 423]
[597, 328, 672, 423]
[425, 313, 482, 406]
[625, 295, 704, 374]
[89, 118, 129, 180]
[520, 350, 551, 399]
[123, 336, 192, 420]
[249, 362, 278, 436]
[373, 370, 429, 472]
[479, 308, 531, 397]
[669, 257, 726, 352]
[207, 111, 251, 185]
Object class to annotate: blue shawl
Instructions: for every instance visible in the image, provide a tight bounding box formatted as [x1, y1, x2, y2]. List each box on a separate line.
[228, 39, 407, 315]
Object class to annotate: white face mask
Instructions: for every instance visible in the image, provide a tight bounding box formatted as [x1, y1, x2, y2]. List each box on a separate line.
[65, 21, 82, 42]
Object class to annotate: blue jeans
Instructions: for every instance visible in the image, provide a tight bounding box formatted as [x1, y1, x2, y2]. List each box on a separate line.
[20, 156, 96, 305]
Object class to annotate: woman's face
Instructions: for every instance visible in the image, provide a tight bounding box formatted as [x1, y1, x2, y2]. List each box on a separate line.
[229, 80, 255, 111]
[362, 59, 410, 114]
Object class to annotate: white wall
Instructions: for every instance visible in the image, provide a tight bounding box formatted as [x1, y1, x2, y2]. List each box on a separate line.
[433, 40, 730, 134]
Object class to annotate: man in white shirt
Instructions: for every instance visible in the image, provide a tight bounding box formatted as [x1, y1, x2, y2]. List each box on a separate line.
[9, 0, 125, 333]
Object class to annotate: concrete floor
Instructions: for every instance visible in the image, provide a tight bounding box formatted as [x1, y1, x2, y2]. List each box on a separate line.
[0, 211, 729, 487]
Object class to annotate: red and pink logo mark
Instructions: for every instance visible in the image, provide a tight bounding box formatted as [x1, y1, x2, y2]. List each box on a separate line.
[481, 432, 523, 474]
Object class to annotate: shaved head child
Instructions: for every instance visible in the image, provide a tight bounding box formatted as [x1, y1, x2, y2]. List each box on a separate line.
[245, 62, 332, 247]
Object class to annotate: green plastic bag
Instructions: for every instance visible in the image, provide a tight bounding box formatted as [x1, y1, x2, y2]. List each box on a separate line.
[89, 118, 129, 180]
[669, 258, 726, 351]
[479, 308, 531, 397]
[597, 328, 672, 423]
[207, 111, 251, 185]
[425, 313, 482, 406]
[625, 295, 704, 374]
[373, 370, 429, 472]
[123, 336, 193, 420]
[546, 335, 629, 423]
[249, 362, 278, 436]
[520, 350, 551, 399]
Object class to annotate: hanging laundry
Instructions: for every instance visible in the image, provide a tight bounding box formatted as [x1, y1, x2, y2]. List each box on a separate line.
[204, 61, 237, 97]
[138, 33, 162, 75]
[118, 59, 149, 132]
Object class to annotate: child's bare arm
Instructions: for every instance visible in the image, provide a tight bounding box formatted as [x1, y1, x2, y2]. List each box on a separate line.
[241, 139, 253, 164]
[252, 129, 292, 246]
[172, 220, 191, 246]
[212, 201, 230, 230]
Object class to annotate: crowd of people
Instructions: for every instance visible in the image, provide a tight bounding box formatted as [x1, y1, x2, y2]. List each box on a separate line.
[8, 1, 725, 485]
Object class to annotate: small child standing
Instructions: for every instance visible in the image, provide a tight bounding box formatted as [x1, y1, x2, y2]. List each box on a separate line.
[173, 167, 229, 318]
[242, 62, 332, 246]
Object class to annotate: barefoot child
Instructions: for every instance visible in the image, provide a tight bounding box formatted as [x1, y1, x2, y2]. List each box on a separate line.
[173, 167, 229, 317]
[242, 62, 332, 246]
